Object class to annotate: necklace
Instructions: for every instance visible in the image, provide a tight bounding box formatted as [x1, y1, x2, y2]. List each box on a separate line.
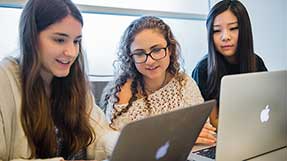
[145, 73, 168, 94]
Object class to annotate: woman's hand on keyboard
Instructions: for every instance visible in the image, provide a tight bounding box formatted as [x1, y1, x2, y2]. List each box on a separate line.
[195, 123, 217, 145]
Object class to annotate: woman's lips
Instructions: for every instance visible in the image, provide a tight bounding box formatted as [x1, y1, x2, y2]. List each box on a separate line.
[221, 44, 234, 50]
[146, 66, 159, 70]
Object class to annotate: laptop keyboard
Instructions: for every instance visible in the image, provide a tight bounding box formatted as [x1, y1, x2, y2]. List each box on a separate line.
[193, 146, 216, 159]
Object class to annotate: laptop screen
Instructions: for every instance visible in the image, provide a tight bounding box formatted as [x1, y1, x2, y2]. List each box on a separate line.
[110, 100, 215, 161]
[216, 70, 287, 160]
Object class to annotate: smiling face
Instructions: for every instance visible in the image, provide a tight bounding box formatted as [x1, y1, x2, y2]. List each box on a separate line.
[38, 15, 82, 83]
[130, 29, 170, 83]
[213, 9, 239, 63]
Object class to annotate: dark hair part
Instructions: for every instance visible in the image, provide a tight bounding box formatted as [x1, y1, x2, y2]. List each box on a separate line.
[205, 0, 257, 100]
[100, 16, 183, 125]
[19, 0, 94, 158]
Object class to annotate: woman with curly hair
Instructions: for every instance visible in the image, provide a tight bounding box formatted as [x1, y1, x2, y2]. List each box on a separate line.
[100, 16, 216, 145]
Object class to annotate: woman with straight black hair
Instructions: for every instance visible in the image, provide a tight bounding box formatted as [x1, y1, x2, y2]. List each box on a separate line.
[192, 0, 267, 128]
[0, 0, 118, 160]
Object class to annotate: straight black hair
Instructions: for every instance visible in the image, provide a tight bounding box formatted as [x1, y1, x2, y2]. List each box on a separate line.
[205, 0, 256, 100]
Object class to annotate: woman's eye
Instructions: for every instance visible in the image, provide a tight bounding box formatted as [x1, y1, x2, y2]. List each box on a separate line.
[54, 38, 65, 44]
[74, 39, 81, 44]
[134, 52, 146, 56]
[152, 48, 162, 53]
[230, 27, 239, 31]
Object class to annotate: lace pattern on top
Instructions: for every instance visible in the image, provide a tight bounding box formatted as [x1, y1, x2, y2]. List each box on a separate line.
[107, 74, 204, 130]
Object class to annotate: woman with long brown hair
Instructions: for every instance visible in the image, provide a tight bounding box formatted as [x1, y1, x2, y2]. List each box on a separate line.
[0, 0, 118, 160]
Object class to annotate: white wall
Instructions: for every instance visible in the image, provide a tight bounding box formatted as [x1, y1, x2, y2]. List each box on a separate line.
[0, 8, 20, 60]
[0, 2, 209, 78]
[210, 0, 287, 71]
[164, 18, 207, 74]
[1, 0, 285, 77]
[73, 0, 209, 15]
[82, 14, 208, 76]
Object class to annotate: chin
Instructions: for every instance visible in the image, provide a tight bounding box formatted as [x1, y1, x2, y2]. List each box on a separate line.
[221, 49, 236, 55]
[54, 71, 70, 78]
[147, 74, 162, 80]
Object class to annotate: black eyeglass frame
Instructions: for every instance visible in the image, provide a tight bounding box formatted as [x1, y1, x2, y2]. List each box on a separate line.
[130, 45, 169, 64]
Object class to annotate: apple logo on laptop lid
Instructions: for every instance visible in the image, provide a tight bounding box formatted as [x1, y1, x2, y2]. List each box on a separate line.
[155, 141, 170, 160]
[260, 105, 270, 123]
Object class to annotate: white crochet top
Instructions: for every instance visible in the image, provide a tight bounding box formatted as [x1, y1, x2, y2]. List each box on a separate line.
[106, 73, 204, 130]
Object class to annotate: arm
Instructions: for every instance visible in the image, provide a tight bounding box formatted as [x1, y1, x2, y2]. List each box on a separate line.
[117, 79, 132, 105]
[0, 61, 12, 161]
[209, 105, 218, 129]
[0, 105, 6, 161]
[191, 59, 218, 132]
[0, 58, 64, 161]
[104, 79, 132, 122]
[186, 76, 216, 145]
[87, 95, 119, 161]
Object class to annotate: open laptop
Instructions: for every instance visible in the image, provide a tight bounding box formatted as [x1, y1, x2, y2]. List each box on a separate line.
[109, 100, 216, 161]
[189, 70, 287, 161]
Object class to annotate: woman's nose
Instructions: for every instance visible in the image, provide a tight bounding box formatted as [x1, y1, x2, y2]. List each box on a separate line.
[221, 30, 231, 41]
[145, 54, 156, 64]
[64, 43, 78, 57]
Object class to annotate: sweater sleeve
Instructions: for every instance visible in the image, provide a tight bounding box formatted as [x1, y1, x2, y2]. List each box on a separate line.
[0, 58, 65, 161]
[87, 95, 119, 161]
[0, 105, 6, 161]
[0, 66, 7, 161]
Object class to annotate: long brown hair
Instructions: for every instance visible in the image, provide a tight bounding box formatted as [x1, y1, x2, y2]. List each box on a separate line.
[19, 0, 94, 158]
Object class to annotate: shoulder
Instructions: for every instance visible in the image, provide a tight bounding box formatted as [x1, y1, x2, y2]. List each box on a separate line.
[178, 73, 202, 94]
[254, 53, 264, 63]
[191, 56, 208, 81]
[0, 57, 22, 103]
[191, 56, 208, 92]
[117, 79, 133, 104]
[193, 56, 208, 72]
[254, 54, 268, 71]
[0, 57, 19, 74]
[0, 57, 21, 88]
[180, 73, 198, 86]
[178, 73, 204, 105]
[0, 57, 22, 153]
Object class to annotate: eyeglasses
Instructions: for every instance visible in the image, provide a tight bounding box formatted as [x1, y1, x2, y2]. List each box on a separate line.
[130, 46, 168, 64]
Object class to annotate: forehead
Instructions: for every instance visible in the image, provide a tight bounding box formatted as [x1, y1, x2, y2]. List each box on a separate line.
[130, 29, 166, 50]
[42, 15, 82, 36]
[213, 9, 238, 26]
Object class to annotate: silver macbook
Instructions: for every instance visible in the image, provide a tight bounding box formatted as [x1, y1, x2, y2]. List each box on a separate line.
[109, 100, 216, 161]
[189, 70, 287, 161]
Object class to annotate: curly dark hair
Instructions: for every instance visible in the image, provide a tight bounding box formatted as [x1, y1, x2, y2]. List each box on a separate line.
[100, 16, 184, 125]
